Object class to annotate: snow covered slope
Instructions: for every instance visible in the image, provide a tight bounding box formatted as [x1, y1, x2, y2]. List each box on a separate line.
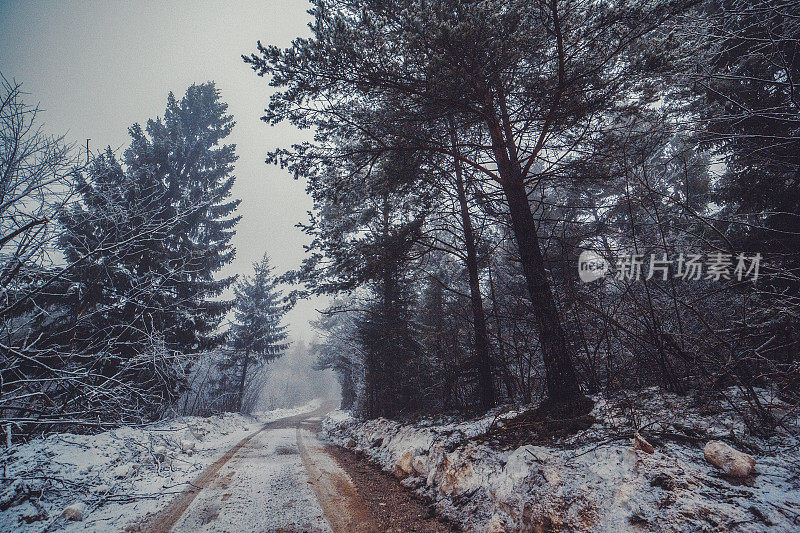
[322, 389, 800, 532]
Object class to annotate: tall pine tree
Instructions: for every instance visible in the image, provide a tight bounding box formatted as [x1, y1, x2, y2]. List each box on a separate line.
[122, 82, 241, 351]
[57, 83, 241, 418]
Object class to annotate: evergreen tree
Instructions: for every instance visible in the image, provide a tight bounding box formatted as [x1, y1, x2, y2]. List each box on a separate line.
[295, 144, 432, 417]
[695, 0, 800, 275]
[57, 150, 189, 415]
[55, 83, 241, 419]
[224, 254, 289, 412]
[247, 0, 691, 414]
[688, 0, 800, 393]
[123, 82, 241, 351]
[311, 299, 363, 411]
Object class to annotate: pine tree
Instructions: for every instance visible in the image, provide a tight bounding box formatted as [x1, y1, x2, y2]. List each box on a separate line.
[123, 82, 241, 351]
[246, 0, 690, 414]
[55, 83, 241, 419]
[225, 254, 289, 412]
[311, 299, 363, 411]
[294, 143, 432, 417]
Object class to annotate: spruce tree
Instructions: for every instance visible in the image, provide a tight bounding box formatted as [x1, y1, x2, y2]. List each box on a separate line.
[56, 83, 241, 418]
[225, 254, 289, 412]
[695, 0, 800, 274]
[58, 150, 181, 395]
[123, 82, 241, 351]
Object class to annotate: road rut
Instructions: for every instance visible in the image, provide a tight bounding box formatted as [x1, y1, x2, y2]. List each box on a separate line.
[133, 402, 375, 532]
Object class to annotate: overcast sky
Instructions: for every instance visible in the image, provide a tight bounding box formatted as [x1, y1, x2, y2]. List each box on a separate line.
[0, 0, 325, 341]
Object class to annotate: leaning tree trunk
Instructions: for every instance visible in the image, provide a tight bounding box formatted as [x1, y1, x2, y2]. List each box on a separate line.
[484, 107, 589, 414]
[500, 169, 585, 409]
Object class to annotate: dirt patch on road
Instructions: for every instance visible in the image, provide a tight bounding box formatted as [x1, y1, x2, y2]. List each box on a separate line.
[327, 445, 459, 532]
[296, 428, 377, 532]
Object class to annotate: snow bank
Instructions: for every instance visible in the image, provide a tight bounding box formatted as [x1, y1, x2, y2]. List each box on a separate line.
[0, 400, 320, 532]
[322, 389, 800, 532]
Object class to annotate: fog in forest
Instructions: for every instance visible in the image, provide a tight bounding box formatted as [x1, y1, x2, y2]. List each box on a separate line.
[252, 339, 340, 411]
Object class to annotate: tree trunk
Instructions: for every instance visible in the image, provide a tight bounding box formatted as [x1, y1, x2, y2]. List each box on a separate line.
[237, 347, 250, 412]
[488, 262, 515, 402]
[451, 139, 496, 410]
[484, 108, 589, 413]
[501, 173, 585, 408]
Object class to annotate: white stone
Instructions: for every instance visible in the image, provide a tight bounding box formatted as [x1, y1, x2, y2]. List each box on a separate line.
[411, 454, 429, 477]
[62, 502, 86, 521]
[180, 439, 196, 455]
[394, 450, 414, 477]
[703, 441, 755, 477]
[439, 455, 475, 496]
[113, 463, 135, 479]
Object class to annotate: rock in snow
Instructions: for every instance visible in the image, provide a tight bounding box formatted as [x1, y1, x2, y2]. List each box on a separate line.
[633, 433, 654, 454]
[411, 454, 429, 477]
[394, 450, 414, 477]
[89, 483, 112, 494]
[703, 440, 755, 477]
[61, 502, 86, 521]
[112, 462, 136, 479]
[180, 438, 196, 455]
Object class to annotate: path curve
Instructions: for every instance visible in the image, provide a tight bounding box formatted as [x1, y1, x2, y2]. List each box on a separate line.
[132, 401, 375, 533]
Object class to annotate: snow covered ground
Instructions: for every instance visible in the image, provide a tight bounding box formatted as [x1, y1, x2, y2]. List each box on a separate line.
[0, 400, 321, 532]
[322, 389, 800, 532]
[168, 423, 331, 532]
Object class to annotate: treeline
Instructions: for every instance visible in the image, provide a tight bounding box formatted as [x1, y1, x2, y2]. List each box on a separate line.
[0, 80, 287, 439]
[247, 0, 800, 424]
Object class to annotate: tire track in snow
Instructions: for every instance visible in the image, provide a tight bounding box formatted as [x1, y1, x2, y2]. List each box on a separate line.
[132, 402, 338, 532]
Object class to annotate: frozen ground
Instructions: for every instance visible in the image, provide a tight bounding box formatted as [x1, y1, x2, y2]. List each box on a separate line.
[168, 424, 331, 532]
[0, 400, 321, 532]
[322, 388, 800, 532]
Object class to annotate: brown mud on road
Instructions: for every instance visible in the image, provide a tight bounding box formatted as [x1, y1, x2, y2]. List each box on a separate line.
[296, 424, 378, 532]
[130, 402, 455, 532]
[325, 444, 459, 532]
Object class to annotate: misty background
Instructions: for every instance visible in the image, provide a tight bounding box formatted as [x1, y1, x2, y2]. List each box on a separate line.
[0, 0, 338, 409]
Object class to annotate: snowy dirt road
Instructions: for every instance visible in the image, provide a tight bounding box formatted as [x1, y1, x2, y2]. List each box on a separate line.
[135, 402, 378, 533]
[1, 401, 453, 532]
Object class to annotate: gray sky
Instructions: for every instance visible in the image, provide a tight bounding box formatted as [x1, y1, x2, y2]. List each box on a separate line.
[0, 0, 324, 341]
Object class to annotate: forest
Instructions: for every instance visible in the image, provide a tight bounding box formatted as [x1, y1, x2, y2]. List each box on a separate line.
[0, 0, 800, 440]
[0, 80, 294, 438]
[1, 0, 800, 530]
[2, 0, 798, 441]
[243, 0, 800, 431]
